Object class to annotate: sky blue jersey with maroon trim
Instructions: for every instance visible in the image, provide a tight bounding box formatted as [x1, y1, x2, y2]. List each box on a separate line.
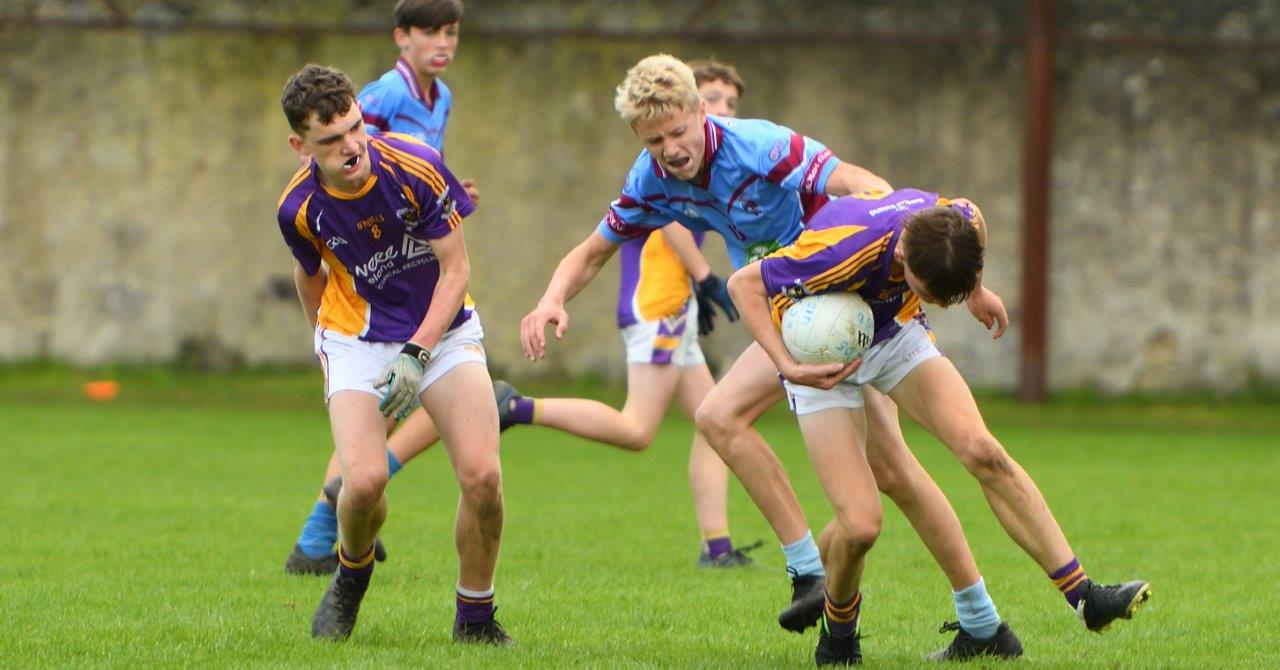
[596, 115, 841, 269]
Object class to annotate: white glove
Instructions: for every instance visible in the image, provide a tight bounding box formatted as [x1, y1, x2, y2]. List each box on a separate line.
[375, 343, 429, 418]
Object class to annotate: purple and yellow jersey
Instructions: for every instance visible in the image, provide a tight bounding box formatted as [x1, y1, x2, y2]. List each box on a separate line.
[276, 133, 475, 343]
[615, 229, 706, 329]
[596, 116, 839, 269]
[760, 189, 973, 347]
[358, 58, 453, 152]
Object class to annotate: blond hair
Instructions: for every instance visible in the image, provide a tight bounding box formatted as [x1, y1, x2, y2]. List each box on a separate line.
[614, 54, 700, 128]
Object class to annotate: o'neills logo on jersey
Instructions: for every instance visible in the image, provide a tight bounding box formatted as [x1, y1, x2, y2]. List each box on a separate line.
[357, 214, 385, 239]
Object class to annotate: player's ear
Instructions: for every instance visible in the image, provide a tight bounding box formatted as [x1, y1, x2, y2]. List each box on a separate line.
[394, 26, 410, 50]
[288, 134, 308, 156]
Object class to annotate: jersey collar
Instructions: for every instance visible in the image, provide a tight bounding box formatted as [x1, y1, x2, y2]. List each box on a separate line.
[394, 57, 440, 110]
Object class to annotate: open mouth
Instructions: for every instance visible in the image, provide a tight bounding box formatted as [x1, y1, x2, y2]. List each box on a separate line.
[341, 153, 361, 173]
[667, 156, 690, 171]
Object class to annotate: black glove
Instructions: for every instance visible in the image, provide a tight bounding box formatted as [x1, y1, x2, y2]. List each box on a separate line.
[692, 273, 739, 336]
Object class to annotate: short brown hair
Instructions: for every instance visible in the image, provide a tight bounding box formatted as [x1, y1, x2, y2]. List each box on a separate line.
[902, 207, 984, 306]
[281, 64, 356, 134]
[395, 0, 463, 30]
[688, 59, 746, 96]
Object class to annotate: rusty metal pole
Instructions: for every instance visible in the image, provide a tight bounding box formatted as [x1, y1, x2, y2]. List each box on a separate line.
[1020, 0, 1055, 402]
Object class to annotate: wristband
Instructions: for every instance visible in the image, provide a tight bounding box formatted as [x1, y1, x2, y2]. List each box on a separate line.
[401, 342, 431, 366]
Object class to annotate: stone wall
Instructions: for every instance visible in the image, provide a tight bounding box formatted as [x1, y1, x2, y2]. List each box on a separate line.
[2, 1, 1278, 391]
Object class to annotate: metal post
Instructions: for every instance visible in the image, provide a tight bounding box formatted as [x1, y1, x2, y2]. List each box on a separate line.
[1020, 0, 1055, 402]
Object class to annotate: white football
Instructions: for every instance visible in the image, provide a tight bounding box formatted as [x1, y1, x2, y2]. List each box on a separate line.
[781, 292, 875, 364]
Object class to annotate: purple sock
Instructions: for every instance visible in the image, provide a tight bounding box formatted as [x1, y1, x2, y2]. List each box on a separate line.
[1050, 557, 1089, 609]
[824, 590, 862, 638]
[705, 535, 733, 559]
[456, 587, 495, 624]
[337, 546, 375, 582]
[510, 397, 536, 425]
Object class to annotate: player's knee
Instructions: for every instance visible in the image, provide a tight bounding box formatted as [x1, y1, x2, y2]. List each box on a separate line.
[694, 398, 738, 446]
[459, 464, 503, 507]
[833, 513, 881, 556]
[955, 432, 1012, 482]
[612, 421, 656, 451]
[342, 469, 388, 509]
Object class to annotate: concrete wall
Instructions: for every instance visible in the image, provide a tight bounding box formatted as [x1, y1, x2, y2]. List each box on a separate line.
[2, 1, 1278, 391]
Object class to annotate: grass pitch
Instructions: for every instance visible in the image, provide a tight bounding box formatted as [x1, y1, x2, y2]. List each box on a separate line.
[1, 367, 1277, 668]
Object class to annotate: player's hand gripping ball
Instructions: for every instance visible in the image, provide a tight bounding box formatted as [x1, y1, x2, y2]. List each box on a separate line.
[781, 292, 874, 364]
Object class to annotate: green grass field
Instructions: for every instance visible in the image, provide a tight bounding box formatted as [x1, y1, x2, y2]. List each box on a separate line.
[2, 367, 1278, 668]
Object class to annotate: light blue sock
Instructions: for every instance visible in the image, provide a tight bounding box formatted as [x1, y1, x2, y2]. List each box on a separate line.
[387, 451, 403, 477]
[296, 500, 338, 559]
[954, 578, 1001, 639]
[782, 530, 825, 577]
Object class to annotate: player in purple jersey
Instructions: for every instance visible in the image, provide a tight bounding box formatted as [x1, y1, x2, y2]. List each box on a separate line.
[728, 190, 1151, 663]
[494, 60, 760, 568]
[284, 0, 488, 578]
[277, 65, 511, 645]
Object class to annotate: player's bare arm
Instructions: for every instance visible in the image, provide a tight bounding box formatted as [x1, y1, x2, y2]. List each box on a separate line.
[292, 260, 328, 330]
[822, 161, 893, 197]
[376, 225, 471, 419]
[520, 230, 619, 361]
[726, 262, 858, 390]
[412, 225, 472, 351]
[950, 197, 1008, 339]
[663, 224, 711, 281]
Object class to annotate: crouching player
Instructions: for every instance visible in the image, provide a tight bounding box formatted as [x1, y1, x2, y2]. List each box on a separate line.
[277, 64, 511, 645]
[727, 189, 1152, 662]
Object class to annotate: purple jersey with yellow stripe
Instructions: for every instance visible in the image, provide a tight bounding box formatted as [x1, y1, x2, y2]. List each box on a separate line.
[615, 229, 705, 329]
[760, 189, 969, 347]
[276, 133, 475, 342]
[597, 116, 839, 269]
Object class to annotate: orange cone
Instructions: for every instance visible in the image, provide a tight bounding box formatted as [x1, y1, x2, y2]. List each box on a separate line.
[84, 380, 120, 401]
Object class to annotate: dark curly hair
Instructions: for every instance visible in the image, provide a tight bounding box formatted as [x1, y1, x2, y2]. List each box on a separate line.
[281, 64, 356, 134]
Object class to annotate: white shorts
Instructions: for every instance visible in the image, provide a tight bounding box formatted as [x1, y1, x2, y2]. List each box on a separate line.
[314, 315, 487, 402]
[620, 298, 705, 367]
[785, 318, 941, 415]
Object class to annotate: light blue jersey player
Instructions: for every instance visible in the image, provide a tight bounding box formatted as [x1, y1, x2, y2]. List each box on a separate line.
[598, 114, 840, 268]
[517, 54, 894, 651]
[494, 60, 759, 569]
[359, 62, 452, 151]
[357, 1, 458, 152]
